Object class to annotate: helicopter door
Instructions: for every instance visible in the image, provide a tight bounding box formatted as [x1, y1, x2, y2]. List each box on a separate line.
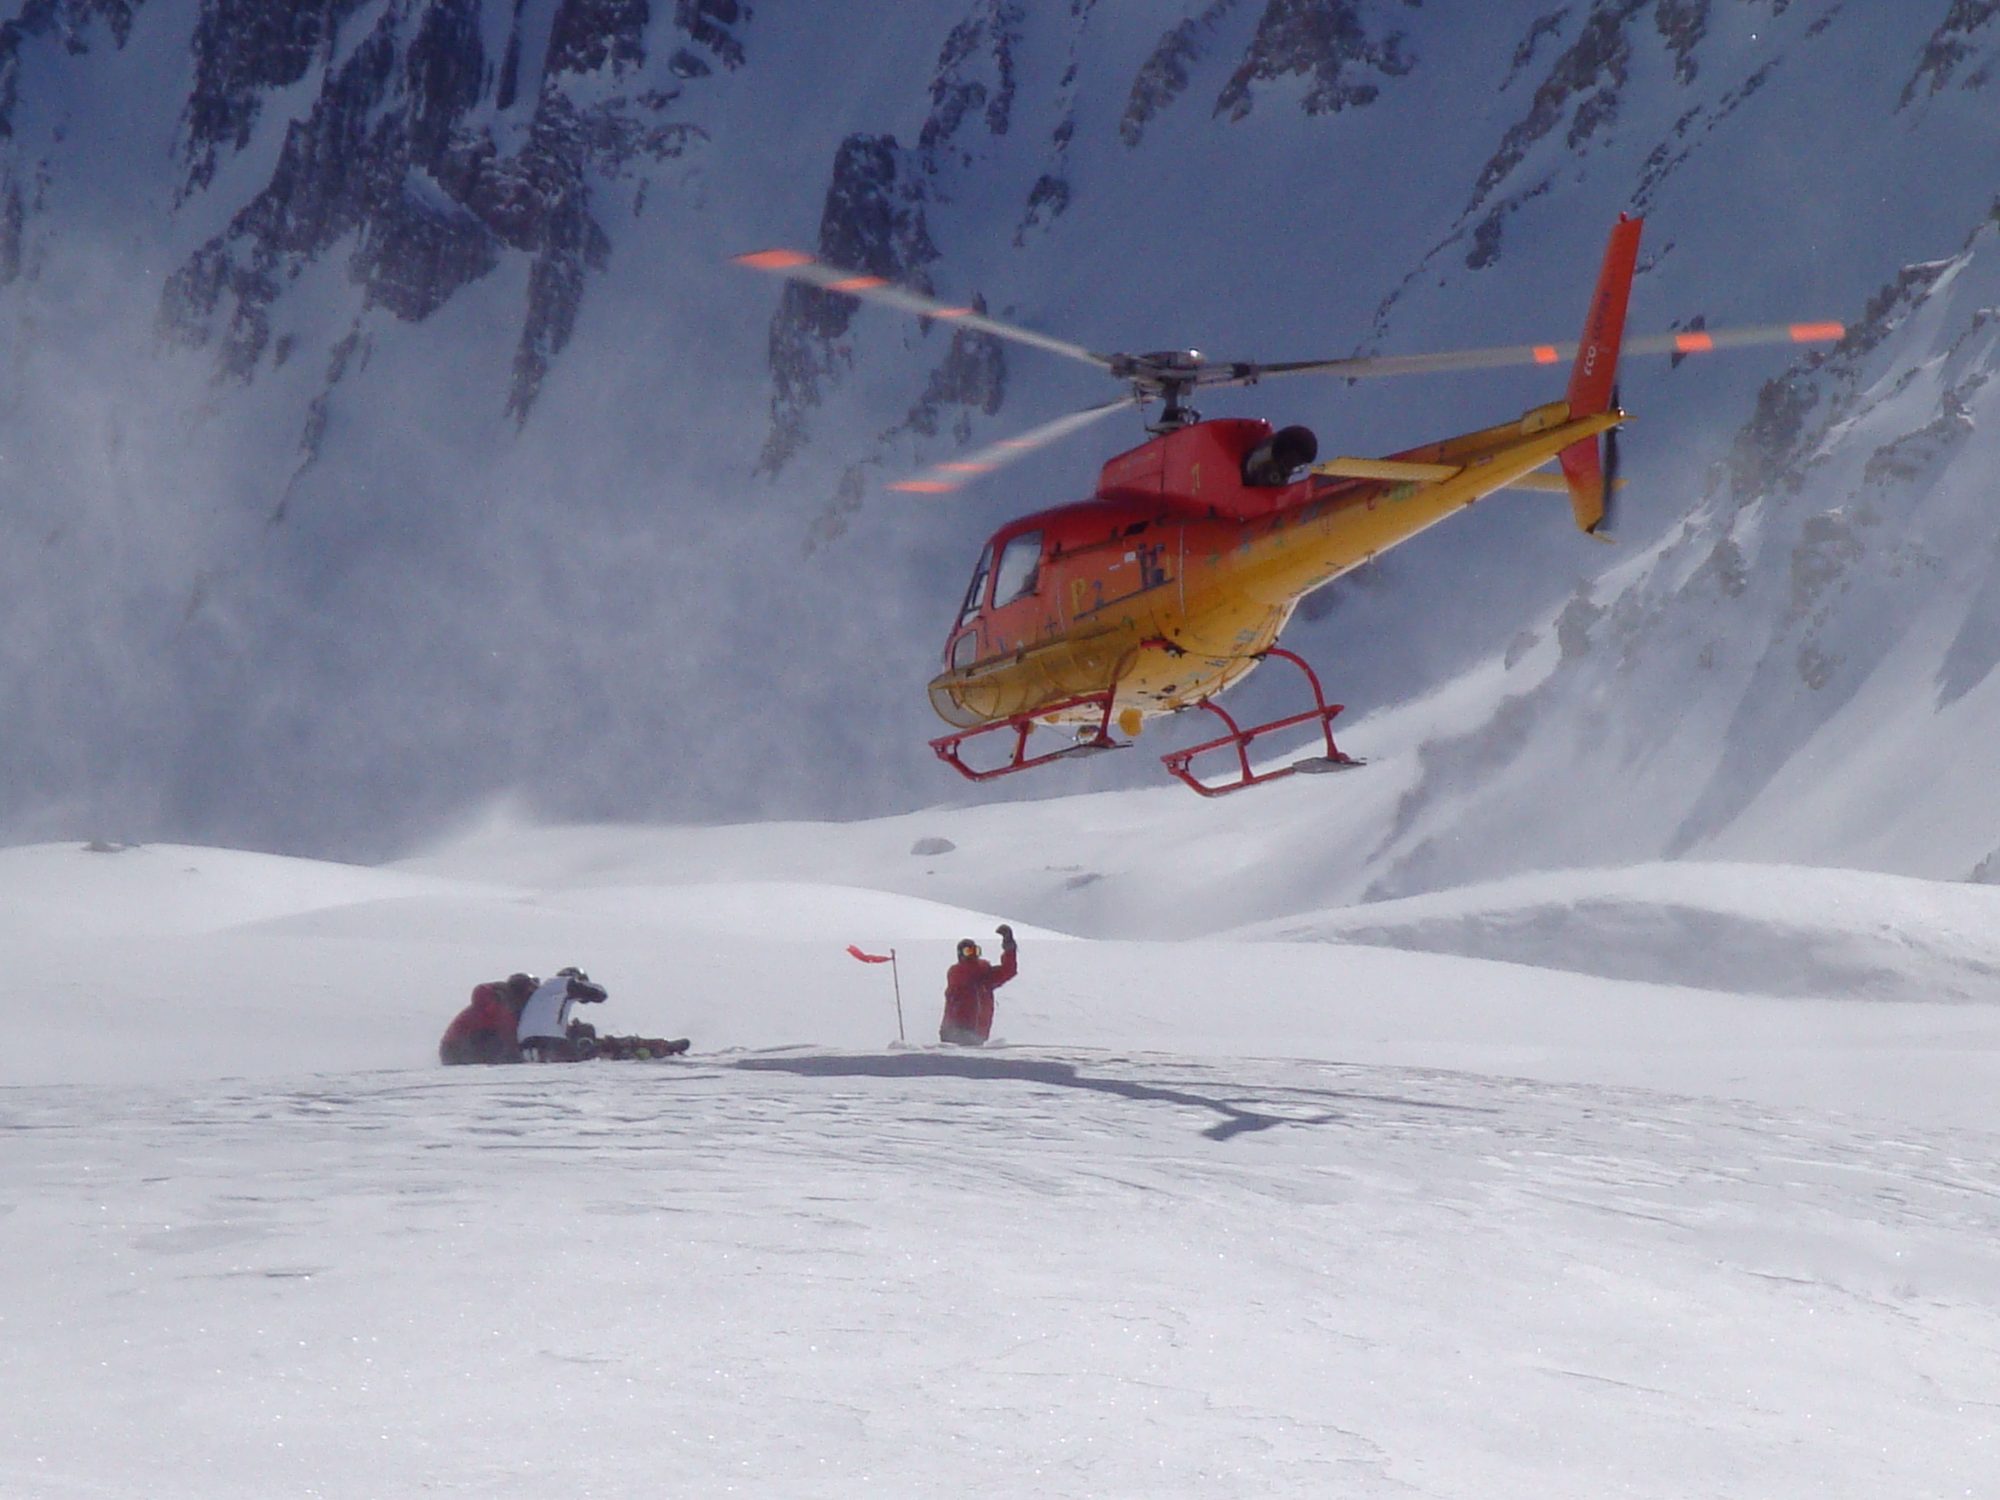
[983, 529, 1046, 653]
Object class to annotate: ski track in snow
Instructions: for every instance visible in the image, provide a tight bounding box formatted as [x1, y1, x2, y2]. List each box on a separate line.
[4, 1048, 1996, 1499]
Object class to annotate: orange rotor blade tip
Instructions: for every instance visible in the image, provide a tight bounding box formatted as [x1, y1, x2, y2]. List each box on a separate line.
[939, 461, 995, 475]
[890, 479, 959, 494]
[735, 248, 813, 270]
[933, 306, 974, 319]
[828, 274, 888, 293]
[1674, 331, 1716, 353]
[1790, 321, 1846, 342]
[1532, 345, 1560, 364]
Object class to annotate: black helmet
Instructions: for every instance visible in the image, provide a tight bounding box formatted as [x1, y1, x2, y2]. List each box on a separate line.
[956, 938, 981, 961]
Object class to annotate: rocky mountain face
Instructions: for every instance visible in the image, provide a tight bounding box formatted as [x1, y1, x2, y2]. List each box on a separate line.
[1351, 203, 2000, 899]
[3, 0, 2000, 887]
[163, 0, 737, 422]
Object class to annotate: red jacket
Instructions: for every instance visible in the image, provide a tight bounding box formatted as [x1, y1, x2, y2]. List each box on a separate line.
[439, 982, 520, 1064]
[941, 945, 1016, 1042]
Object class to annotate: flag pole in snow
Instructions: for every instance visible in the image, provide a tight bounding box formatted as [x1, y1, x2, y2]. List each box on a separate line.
[845, 944, 905, 1043]
[890, 950, 905, 1042]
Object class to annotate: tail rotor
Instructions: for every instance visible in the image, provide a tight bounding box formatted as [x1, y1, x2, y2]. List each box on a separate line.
[1600, 382, 1624, 535]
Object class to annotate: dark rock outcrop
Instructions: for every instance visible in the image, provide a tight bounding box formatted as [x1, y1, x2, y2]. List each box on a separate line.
[1121, 0, 1239, 147]
[181, 1, 365, 198]
[1902, 0, 2000, 106]
[163, 0, 738, 422]
[1215, 0, 1416, 123]
[757, 132, 940, 477]
[1, 0, 141, 141]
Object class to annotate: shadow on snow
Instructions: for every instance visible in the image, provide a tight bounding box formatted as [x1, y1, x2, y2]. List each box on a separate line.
[728, 1049, 1490, 1142]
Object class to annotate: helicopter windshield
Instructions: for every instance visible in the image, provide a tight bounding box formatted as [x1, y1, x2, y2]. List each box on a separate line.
[956, 543, 994, 629]
[992, 530, 1043, 606]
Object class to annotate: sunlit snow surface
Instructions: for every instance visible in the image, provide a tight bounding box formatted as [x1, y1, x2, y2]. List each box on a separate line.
[3, 825, 1997, 1498]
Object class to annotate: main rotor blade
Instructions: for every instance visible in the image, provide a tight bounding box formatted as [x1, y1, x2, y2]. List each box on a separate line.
[888, 395, 1142, 494]
[1243, 320, 1845, 384]
[734, 248, 1113, 372]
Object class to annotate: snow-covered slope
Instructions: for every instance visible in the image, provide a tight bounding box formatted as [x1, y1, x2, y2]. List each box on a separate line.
[6, 3, 2000, 880]
[10, 825, 2000, 1130]
[2, 823, 1997, 1498]
[11, 1048, 1995, 1499]
[1353, 203, 2000, 898]
[1236, 860, 2000, 1003]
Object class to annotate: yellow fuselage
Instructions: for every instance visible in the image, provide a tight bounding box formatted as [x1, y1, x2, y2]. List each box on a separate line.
[929, 402, 1619, 733]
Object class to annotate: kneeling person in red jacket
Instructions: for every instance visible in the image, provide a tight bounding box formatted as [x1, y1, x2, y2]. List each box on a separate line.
[941, 924, 1017, 1046]
[438, 972, 537, 1065]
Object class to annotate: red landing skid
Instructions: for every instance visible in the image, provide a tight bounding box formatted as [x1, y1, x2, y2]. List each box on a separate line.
[929, 689, 1127, 782]
[1158, 646, 1363, 797]
[930, 647, 1362, 795]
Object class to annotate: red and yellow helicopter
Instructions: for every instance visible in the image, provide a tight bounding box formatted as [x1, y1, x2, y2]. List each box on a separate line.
[737, 216, 1841, 795]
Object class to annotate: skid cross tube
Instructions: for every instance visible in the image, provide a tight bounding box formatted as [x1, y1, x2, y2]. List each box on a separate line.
[1159, 646, 1360, 796]
[930, 688, 1125, 782]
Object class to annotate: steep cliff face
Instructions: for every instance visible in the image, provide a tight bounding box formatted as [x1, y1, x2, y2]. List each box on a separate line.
[3, 0, 1999, 877]
[756, 0, 1427, 535]
[1359, 0, 1827, 319]
[1214, 0, 1416, 122]
[756, 132, 944, 480]
[162, 0, 736, 423]
[752, 5, 1027, 539]
[7, 0, 746, 425]
[1903, 0, 2000, 104]
[1355, 203, 2000, 899]
[1119, 0, 1417, 146]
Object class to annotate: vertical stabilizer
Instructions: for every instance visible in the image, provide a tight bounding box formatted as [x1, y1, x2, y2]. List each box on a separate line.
[1560, 214, 1642, 533]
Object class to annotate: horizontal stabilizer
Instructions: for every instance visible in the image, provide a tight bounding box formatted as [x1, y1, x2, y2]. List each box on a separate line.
[1309, 457, 1461, 483]
[1310, 457, 1624, 496]
[1503, 471, 1576, 494]
[1504, 469, 1626, 495]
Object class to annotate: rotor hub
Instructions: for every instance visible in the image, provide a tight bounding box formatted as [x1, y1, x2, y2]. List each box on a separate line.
[1108, 349, 1204, 387]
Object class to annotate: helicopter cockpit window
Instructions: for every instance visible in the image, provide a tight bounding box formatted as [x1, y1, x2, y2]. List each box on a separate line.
[992, 530, 1044, 606]
[956, 544, 994, 628]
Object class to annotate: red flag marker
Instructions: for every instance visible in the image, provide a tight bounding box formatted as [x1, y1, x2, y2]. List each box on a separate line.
[846, 945, 906, 1041]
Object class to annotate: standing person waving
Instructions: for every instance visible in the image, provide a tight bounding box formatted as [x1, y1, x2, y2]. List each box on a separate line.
[940, 924, 1017, 1046]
